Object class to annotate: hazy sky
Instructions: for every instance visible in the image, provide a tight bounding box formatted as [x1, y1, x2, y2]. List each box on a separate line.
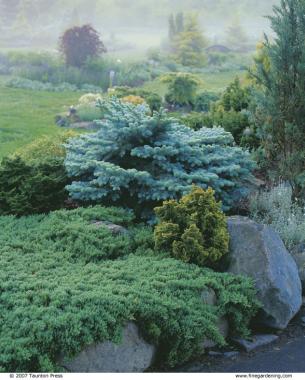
[0, 0, 279, 49]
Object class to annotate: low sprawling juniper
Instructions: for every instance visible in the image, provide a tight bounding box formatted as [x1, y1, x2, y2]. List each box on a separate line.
[0, 206, 260, 372]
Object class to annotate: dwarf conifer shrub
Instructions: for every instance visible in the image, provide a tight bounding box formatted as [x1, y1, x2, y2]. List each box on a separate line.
[154, 187, 229, 267]
[0, 156, 69, 216]
[161, 72, 201, 106]
[220, 77, 249, 112]
[64, 99, 254, 217]
[194, 91, 219, 112]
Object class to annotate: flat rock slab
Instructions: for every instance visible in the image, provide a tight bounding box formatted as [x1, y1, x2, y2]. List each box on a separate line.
[232, 334, 279, 352]
[60, 322, 155, 373]
[223, 351, 240, 359]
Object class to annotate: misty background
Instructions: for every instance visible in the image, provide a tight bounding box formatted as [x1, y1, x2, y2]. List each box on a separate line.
[0, 0, 279, 52]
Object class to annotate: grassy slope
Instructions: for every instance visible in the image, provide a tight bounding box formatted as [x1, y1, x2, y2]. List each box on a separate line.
[0, 80, 80, 159]
[0, 69, 246, 159]
[142, 70, 247, 96]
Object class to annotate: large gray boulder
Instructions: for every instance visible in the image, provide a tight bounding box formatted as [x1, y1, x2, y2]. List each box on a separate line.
[227, 216, 302, 329]
[60, 323, 156, 373]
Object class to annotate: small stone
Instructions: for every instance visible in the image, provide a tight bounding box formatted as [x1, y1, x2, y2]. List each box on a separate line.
[201, 288, 217, 306]
[55, 116, 67, 127]
[69, 106, 77, 115]
[91, 220, 128, 235]
[232, 334, 279, 352]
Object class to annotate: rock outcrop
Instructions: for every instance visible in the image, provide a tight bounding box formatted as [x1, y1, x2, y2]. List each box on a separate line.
[232, 334, 279, 352]
[60, 322, 156, 373]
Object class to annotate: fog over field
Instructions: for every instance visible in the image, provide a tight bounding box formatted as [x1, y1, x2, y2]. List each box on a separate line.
[0, 0, 279, 51]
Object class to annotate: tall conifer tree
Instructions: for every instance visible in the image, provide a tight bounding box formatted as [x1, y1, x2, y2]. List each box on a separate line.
[251, 0, 305, 196]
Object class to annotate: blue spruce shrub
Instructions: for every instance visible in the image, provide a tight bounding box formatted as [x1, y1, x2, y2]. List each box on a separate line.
[65, 98, 255, 217]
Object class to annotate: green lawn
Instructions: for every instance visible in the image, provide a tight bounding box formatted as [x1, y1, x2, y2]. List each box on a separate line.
[0, 80, 80, 159]
[0, 69, 246, 159]
[142, 69, 247, 96]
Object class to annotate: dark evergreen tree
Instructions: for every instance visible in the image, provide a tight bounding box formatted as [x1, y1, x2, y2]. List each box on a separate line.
[168, 11, 184, 46]
[175, 12, 184, 33]
[251, 0, 305, 196]
[168, 13, 176, 41]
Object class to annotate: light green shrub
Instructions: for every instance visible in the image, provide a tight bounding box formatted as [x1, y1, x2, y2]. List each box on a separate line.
[78, 93, 103, 105]
[154, 187, 229, 268]
[76, 103, 103, 122]
[15, 132, 76, 162]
